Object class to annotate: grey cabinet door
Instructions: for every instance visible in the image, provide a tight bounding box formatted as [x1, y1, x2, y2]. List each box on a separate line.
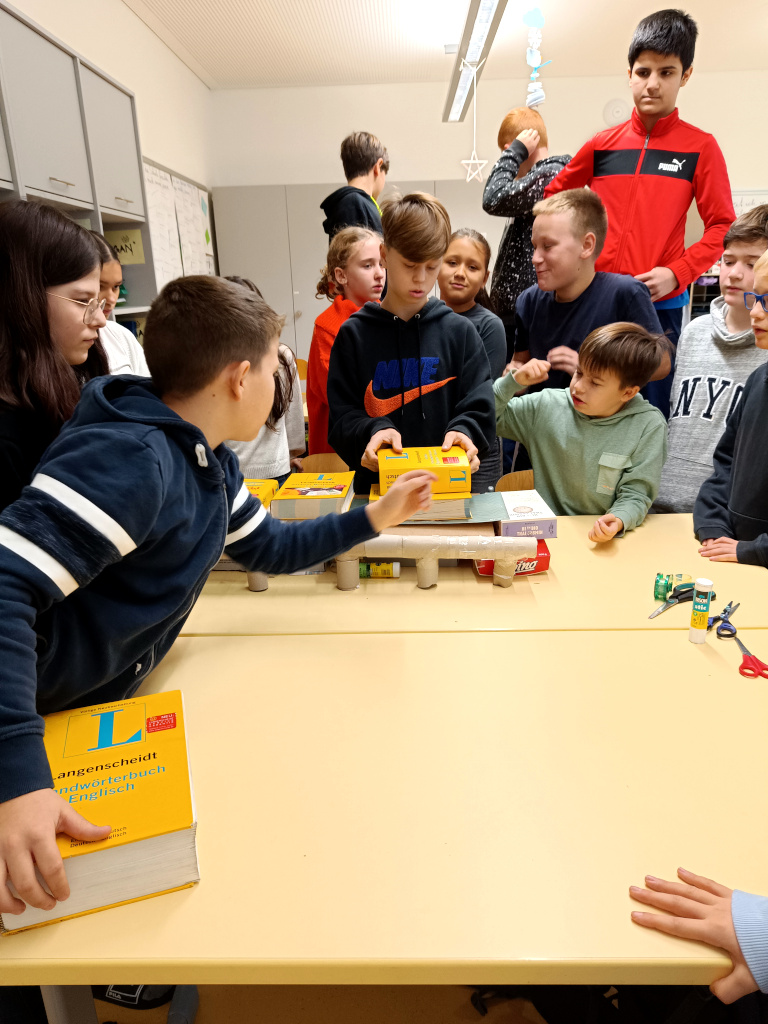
[0, 123, 11, 185]
[80, 67, 144, 217]
[0, 10, 92, 204]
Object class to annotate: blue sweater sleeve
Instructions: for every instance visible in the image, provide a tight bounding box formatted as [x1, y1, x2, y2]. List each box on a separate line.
[0, 433, 166, 804]
[224, 479, 377, 573]
[732, 890, 768, 993]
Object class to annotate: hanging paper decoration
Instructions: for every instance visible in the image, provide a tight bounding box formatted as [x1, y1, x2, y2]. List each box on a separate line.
[460, 57, 488, 183]
[523, 7, 549, 108]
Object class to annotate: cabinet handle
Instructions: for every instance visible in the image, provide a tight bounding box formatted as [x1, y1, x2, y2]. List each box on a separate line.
[49, 177, 75, 187]
[115, 196, 134, 203]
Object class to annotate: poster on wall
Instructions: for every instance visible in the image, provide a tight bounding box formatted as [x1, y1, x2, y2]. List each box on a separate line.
[143, 162, 184, 291]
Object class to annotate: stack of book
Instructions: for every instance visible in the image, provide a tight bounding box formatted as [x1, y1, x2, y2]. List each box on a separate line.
[270, 472, 355, 520]
[376, 446, 472, 523]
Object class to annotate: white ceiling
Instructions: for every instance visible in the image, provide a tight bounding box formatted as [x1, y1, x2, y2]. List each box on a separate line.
[121, 0, 768, 90]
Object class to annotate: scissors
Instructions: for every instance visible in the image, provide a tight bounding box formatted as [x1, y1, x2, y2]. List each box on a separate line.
[707, 601, 740, 637]
[727, 636, 768, 679]
[648, 582, 704, 619]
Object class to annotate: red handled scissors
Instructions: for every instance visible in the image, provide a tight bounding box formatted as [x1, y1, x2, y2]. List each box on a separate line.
[729, 636, 768, 679]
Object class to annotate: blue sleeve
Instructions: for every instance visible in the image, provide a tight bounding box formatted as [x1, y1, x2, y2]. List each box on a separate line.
[693, 380, 744, 541]
[624, 278, 663, 335]
[732, 890, 768, 993]
[0, 432, 165, 803]
[224, 479, 377, 574]
[478, 313, 508, 380]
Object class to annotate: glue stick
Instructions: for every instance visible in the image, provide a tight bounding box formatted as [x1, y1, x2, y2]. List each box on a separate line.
[688, 577, 713, 644]
[359, 561, 400, 579]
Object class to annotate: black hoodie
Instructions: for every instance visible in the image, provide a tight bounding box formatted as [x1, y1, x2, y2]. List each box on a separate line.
[693, 362, 768, 567]
[327, 298, 495, 491]
[321, 186, 382, 238]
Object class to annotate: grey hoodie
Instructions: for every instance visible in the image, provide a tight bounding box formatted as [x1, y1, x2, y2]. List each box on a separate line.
[654, 296, 768, 513]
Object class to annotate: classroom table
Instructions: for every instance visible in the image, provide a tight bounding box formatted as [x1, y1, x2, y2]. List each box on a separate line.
[184, 513, 767, 637]
[4, 628, 768, 1000]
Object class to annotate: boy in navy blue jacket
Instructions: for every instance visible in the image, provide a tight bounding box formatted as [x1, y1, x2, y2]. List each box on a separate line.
[0, 276, 434, 919]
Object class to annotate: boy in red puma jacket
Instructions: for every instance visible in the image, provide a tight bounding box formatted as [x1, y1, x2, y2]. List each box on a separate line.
[544, 9, 735, 417]
[326, 193, 495, 494]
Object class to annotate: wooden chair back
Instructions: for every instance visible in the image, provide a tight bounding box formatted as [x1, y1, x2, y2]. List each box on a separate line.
[300, 453, 349, 473]
[495, 470, 535, 492]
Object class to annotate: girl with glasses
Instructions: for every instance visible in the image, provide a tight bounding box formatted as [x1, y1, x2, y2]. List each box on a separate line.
[0, 199, 110, 510]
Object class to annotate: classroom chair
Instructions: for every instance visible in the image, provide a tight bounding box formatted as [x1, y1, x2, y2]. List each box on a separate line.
[300, 453, 349, 473]
[495, 470, 535, 492]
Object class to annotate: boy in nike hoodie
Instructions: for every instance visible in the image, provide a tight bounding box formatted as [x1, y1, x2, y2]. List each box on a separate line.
[327, 192, 496, 494]
[320, 131, 388, 240]
[495, 322, 668, 542]
[0, 275, 435, 920]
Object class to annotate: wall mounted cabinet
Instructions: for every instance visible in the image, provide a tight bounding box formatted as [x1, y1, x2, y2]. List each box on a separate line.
[0, 9, 93, 206]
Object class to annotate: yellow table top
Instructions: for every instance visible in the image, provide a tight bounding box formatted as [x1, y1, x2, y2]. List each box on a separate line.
[3, 629, 767, 985]
[184, 513, 767, 637]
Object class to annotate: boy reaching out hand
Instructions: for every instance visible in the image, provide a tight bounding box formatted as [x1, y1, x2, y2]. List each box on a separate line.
[0, 276, 436, 918]
[494, 322, 669, 542]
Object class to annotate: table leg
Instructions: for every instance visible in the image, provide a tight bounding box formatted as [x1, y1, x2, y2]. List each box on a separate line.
[40, 986, 98, 1024]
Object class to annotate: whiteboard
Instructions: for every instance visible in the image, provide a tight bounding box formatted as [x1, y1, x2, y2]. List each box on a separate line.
[143, 162, 183, 291]
[173, 175, 208, 276]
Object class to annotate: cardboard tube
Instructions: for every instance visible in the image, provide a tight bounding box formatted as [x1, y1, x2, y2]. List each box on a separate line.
[336, 557, 360, 591]
[416, 556, 439, 589]
[246, 571, 269, 592]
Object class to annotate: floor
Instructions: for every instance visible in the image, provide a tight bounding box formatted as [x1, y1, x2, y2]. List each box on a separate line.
[94, 985, 547, 1023]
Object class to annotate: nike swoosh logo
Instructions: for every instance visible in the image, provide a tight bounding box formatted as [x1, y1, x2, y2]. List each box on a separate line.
[364, 378, 456, 417]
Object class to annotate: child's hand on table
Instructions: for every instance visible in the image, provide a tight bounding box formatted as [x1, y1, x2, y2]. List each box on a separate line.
[0, 789, 111, 915]
[442, 431, 479, 473]
[630, 867, 758, 1005]
[362, 428, 403, 471]
[365, 471, 438, 532]
[699, 537, 739, 562]
[588, 513, 623, 543]
[546, 346, 579, 376]
[513, 359, 550, 388]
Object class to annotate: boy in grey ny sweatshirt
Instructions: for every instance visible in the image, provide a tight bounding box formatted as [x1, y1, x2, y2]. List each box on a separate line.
[655, 206, 768, 512]
[494, 322, 668, 542]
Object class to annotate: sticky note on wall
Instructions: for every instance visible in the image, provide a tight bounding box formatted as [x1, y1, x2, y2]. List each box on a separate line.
[104, 229, 146, 266]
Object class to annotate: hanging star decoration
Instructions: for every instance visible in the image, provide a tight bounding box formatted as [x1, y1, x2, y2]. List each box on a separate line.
[460, 58, 488, 183]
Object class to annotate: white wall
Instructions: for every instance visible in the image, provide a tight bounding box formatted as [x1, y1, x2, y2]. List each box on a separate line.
[210, 70, 767, 193]
[7, 0, 213, 185]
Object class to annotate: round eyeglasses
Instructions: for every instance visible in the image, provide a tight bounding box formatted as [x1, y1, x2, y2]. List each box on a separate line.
[743, 292, 768, 313]
[48, 293, 107, 325]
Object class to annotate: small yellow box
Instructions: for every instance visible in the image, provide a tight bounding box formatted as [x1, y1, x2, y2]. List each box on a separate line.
[378, 446, 471, 495]
[243, 478, 279, 507]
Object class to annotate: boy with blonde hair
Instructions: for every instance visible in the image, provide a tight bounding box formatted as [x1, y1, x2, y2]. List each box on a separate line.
[495, 322, 668, 542]
[327, 192, 495, 493]
[512, 189, 664, 396]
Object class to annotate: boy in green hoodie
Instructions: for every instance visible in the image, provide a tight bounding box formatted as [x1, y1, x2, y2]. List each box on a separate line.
[494, 321, 668, 542]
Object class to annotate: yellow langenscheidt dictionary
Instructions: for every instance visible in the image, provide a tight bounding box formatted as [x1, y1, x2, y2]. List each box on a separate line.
[0, 690, 198, 935]
[243, 478, 278, 507]
[271, 472, 355, 519]
[378, 446, 471, 495]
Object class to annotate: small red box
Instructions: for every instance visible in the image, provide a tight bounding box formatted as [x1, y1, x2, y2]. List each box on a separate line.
[473, 539, 551, 578]
[146, 712, 177, 733]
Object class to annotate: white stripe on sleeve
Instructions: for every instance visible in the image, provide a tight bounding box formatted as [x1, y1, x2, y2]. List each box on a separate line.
[232, 483, 250, 513]
[31, 474, 137, 557]
[225, 504, 267, 545]
[0, 525, 79, 596]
